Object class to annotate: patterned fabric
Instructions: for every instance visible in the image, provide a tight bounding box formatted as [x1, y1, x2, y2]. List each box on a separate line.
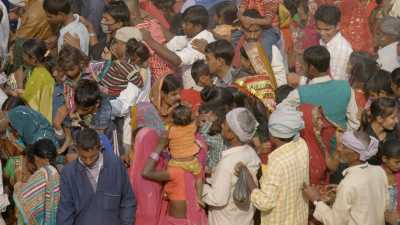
[63, 73, 93, 113]
[340, 0, 375, 53]
[13, 165, 60, 225]
[251, 138, 309, 225]
[100, 61, 144, 97]
[81, 97, 113, 131]
[199, 122, 227, 169]
[131, 102, 166, 136]
[168, 158, 201, 176]
[22, 66, 55, 123]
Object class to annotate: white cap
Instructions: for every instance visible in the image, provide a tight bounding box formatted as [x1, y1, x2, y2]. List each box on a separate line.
[114, 27, 143, 43]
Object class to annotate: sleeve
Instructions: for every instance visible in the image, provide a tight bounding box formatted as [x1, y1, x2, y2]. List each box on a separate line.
[313, 183, 354, 225]
[346, 89, 360, 131]
[119, 162, 136, 225]
[175, 47, 205, 67]
[271, 45, 287, 87]
[110, 83, 140, 117]
[56, 171, 76, 225]
[202, 164, 232, 207]
[250, 159, 281, 211]
[278, 89, 300, 108]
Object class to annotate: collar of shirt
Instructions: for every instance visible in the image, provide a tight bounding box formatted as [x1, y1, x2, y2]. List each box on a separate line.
[60, 14, 80, 32]
[214, 67, 235, 86]
[320, 32, 343, 49]
[342, 162, 369, 176]
[79, 152, 104, 171]
[308, 75, 332, 85]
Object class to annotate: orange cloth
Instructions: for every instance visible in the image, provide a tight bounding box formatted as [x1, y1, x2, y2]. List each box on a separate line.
[168, 123, 199, 159]
[165, 167, 186, 201]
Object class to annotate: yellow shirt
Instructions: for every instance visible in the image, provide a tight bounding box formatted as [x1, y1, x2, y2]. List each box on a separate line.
[251, 138, 309, 225]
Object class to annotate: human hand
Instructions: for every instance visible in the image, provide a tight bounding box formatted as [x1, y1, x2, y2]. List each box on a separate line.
[101, 47, 112, 60]
[64, 32, 81, 49]
[234, 162, 248, 176]
[385, 210, 400, 225]
[192, 39, 208, 54]
[287, 72, 301, 88]
[302, 183, 321, 202]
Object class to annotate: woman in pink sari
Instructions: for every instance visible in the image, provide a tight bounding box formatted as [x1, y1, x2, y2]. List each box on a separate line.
[142, 135, 208, 225]
[128, 128, 165, 225]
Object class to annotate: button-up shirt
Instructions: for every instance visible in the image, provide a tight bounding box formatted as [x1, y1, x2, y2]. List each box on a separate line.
[377, 41, 400, 73]
[280, 75, 360, 130]
[213, 67, 241, 87]
[314, 163, 389, 225]
[203, 145, 261, 225]
[250, 138, 309, 225]
[320, 32, 353, 81]
[58, 14, 90, 55]
[166, 30, 215, 91]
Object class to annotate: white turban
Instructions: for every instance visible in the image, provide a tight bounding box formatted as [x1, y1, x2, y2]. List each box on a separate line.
[226, 108, 259, 143]
[342, 131, 379, 161]
[268, 105, 304, 139]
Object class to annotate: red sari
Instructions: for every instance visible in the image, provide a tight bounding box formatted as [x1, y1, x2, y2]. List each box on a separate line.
[340, 0, 376, 53]
[299, 104, 338, 185]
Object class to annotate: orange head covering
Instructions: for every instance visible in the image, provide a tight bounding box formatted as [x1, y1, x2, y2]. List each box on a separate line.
[168, 122, 199, 159]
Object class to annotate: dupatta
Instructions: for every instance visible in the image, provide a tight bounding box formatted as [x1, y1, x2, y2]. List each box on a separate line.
[22, 66, 55, 123]
[13, 165, 60, 225]
[129, 128, 166, 225]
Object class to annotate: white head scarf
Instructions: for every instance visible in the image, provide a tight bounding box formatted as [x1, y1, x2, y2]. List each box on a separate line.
[226, 108, 259, 143]
[342, 131, 379, 161]
[268, 105, 305, 139]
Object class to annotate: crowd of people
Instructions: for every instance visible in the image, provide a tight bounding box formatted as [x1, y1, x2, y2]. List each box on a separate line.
[0, 0, 399, 224]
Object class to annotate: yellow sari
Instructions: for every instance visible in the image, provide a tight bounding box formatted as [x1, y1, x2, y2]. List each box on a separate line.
[22, 66, 54, 123]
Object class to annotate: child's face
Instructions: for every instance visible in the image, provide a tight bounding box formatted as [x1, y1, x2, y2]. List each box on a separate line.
[22, 52, 36, 66]
[383, 156, 400, 173]
[198, 74, 212, 88]
[182, 21, 198, 38]
[197, 111, 216, 127]
[62, 65, 81, 80]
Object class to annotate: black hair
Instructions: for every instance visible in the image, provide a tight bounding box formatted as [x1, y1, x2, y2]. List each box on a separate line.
[391, 67, 400, 87]
[126, 38, 150, 64]
[58, 45, 89, 70]
[240, 46, 249, 60]
[104, 1, 131, 26]
[172, 104, 192, 126]
[23, 39, 48, 64]
[276, 85, 295, 104]
[201, 86, 234, 107]
[191, 60, 210, 83]
[151, 0, 176, 11]
[28, 139, 57, 167]
[75, 128, 100, 150]
[43, 0, 71, 15]
[349, 51, 379, 87]
[303, 45, 331, 73]
[365, 69, 393, 96]
[161, 75, 182, 94]
[284, 0, 301, 17]
[298, 0, 309, 15]
[205, 39, 235, 66]
[314, 4, 341, 26]
[74, 79, 101, 108]
[382, 139, 400, 158]
[242, 9, 263, 19]
[360, 97, 397, 131]
[215, 1, 238, 25]
[182, 5, 209, 29]
[1, 97, 27, 111]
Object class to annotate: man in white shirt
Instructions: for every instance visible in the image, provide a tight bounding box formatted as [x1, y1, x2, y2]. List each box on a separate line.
[141, 5, 215, 91]
[377, 16, 400, 73]
[43, 0, 89, 55]
[315, 5, 353, 81]
[303, 130, 389, 225]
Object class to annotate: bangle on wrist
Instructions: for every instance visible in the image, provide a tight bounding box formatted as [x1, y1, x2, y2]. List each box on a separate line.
[149, 152, 160, 161]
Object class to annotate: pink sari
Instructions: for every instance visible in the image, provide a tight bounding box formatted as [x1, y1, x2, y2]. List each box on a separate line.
[129, 128, 166, 225]
[158, 135, 208, 225]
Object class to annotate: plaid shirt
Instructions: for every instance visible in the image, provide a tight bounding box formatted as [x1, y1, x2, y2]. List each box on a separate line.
[251, 137, 309, 225]
[199, 122, 227, 169]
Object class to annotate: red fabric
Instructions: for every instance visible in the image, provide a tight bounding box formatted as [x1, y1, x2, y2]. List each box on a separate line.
[233, 36, 246, 68]
[140, 1, 170, 30]
[240, 0, 267, 16]
[355, 89, 368, 109]
[299, 104, 336, 185]
[180, 89, 202, 113]
[340, 0, 375, 53]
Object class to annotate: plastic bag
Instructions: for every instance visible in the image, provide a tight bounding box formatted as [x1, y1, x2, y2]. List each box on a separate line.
[233, 167, 251, 210]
